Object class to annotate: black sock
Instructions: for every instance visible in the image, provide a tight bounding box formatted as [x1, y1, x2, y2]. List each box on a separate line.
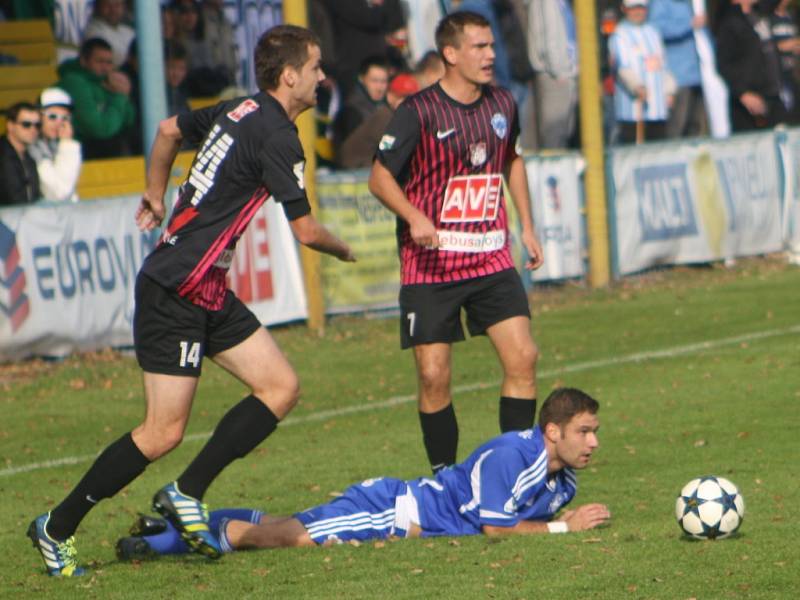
[177, 395, 278, 500]
[499, 396, 537, 432]
[419, 404, 458, 474]
[48, 432, 150, 540]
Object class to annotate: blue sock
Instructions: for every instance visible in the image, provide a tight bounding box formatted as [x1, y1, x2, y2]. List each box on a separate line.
[141, 508, 263, 555]
[209, 508, 263, 530]
[142, 522, 189, 555]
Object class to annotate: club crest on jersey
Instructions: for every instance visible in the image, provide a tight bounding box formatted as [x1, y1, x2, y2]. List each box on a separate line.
[227, 98, 259, 122]
[491, 113, 508, 139]
[441, 174, 502, 222]
[469, 142, 487, 167]
[548, 493, 568, 514]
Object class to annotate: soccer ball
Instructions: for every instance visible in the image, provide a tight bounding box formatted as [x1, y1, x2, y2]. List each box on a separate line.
[675, 476, 745, 540]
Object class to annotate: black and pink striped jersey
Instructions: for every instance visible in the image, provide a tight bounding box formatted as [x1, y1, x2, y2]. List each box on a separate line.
[375, 83, 520, 285]
[139, 93, 310, 310]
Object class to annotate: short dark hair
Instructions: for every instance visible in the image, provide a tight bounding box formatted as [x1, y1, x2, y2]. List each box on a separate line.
[80, 37, 113, 60]
[254, 24, 321, 92]
[6, 101, 38, 122]
[539, 388, 599, 429]
[435, 11, 490, 57]
[415, 50, 443, 74]
[358, 55, 389, 77]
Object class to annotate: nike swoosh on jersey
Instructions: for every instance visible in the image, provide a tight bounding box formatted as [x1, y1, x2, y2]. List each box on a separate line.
[436, 128, 456, 140]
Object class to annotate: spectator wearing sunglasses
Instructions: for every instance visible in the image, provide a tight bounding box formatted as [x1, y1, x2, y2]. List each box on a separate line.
[29, 88, 82, 203]
[1, 102, 41, 207]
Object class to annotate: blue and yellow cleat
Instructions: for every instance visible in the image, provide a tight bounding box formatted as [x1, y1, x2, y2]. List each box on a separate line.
[152, 482, 222, 559]
[27, 513, 85, 577]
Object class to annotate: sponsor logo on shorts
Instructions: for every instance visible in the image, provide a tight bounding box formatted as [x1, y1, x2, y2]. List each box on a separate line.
[379, 134, 396, 151]
[227, 98, 259, 122]
[436, 230, 506, 253]
[214, 249, 235, 269]
[441, 174, 502, 223]
[293, 161, 306, 190]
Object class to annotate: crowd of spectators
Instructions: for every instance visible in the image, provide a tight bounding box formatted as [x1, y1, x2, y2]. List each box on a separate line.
[3, 0, 800, 207]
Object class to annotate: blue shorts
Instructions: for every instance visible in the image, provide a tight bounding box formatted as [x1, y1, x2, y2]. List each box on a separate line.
[294, 477, 417, 545]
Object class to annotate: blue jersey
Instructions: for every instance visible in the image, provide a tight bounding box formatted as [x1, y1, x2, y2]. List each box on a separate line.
[410, 427, 577, 536]
[609, 20, 671, 121]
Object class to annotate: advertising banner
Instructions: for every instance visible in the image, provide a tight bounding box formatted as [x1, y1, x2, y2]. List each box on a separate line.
[524, 154, 586, 282]
[610, 133, 783, 275]
[0, 196, 305, 361]
[227, 199, 308, 325]
[778, 129, 800, 253]
[317, 172, 400, 313]
[0, 196, 156, 361]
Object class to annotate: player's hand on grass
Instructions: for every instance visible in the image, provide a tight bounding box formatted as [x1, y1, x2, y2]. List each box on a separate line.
[522, 228, 544, 270]
[409, 212, 439, 249]
[561, 503, 611, 531]
[136, 195, 165, 231]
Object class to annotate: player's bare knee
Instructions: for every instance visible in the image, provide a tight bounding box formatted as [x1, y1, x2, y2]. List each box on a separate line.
[150, 425, 184, 457]
[133, 423, 184, 459]
[505, 341, 538, 375]
[417, 361, 450, 393]
[252, 371, 300, 414]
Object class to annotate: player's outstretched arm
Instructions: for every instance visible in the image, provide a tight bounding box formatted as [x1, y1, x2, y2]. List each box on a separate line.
[136, 116, 183, 232]
[289, 213, 356, 262]
[368, 161, 439, 249]
[481, 503, 611, 537]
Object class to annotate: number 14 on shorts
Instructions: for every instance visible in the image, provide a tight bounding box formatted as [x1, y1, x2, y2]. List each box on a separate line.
[179, 341, 201, 368]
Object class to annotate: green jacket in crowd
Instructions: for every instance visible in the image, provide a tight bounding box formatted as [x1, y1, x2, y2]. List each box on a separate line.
[56, 58, 135, 147]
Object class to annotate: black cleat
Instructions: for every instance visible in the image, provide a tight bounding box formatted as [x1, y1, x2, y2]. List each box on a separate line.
[128, 514, 168, 537]
[115, 536, 158, 561]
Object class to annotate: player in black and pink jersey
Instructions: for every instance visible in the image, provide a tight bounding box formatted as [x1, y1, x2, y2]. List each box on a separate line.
[28, 25, 355, 577]
[369, 11, 544, 474]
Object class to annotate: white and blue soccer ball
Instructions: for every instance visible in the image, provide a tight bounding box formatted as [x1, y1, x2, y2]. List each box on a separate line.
[675, 476, 745, 540]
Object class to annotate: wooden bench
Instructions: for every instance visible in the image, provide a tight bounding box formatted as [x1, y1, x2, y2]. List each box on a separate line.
[0, 41, 56, 64]
[77, 151, 196, 200]
[0, 20, 53, 44]
[0, 64, 57, 90]
[0, 87, 42, 109]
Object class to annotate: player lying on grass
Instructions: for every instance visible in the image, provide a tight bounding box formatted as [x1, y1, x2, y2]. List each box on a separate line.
[117, 387, 610, 558]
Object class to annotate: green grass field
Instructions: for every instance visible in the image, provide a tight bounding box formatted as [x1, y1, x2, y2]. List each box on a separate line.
[2, 258, 799, 599]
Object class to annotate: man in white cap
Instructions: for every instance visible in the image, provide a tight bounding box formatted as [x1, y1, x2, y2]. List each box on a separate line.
[608, 0, 676, 143]
[29, 87, 82, 202]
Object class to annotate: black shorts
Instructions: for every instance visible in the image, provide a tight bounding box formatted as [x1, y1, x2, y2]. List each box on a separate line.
[398, 268, 530, 349]
[133, 272, 262, 376]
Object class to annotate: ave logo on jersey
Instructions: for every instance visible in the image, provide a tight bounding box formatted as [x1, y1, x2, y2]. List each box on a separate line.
[227, 99, 259, 122]
[441, 174, 502, 222]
